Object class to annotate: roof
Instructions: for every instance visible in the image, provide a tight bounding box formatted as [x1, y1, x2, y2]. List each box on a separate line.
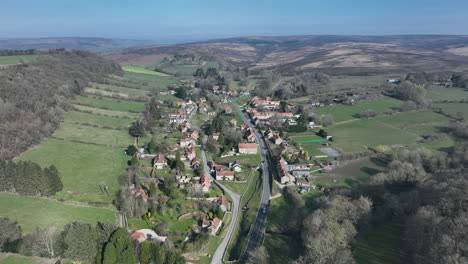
[216, 170, 235, 177]
[239, 143, 258, 149]
[212, 133, 220, 136]
[153, 153, 166, 164]
[130, 231, 146, 241]
[212, 218, 222, 229]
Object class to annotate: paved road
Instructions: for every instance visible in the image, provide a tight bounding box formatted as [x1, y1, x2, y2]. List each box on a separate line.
[234, 103, 272, 262]
[202, 136, 241, 264]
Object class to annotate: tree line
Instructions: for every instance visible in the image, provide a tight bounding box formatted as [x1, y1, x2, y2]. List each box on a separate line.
[0, 219, 184, 264]
[0, 50, 123, 159]
[0, 160, 62, 197]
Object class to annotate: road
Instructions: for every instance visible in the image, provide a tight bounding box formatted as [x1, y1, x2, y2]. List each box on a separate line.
[202, 136, 241, 264]
[234, 103, 272, 262]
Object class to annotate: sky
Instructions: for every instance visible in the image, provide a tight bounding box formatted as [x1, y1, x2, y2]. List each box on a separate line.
[2, 0, 468, 43]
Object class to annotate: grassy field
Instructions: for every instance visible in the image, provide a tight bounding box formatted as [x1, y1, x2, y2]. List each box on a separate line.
[75, 95, 146, 112]
[0, 55, 38, 65]
[52, 122, 132, 147]
[90, 83, 151, 97]
[64, 110, 132, 129]
[353, 222, 404, 264]
[314, 98, 402, 123]
[123, 66, 170, 76]
[73, 104, 138, 119]
[426, 85, 468, 101]
[0, 192, 116, 233]
[20, 138, 128, 202]
[433, 102, 468, 119]
[327, 110, 452, 153]
[142, 60, 218, 76]
[0, 255, 39, 264]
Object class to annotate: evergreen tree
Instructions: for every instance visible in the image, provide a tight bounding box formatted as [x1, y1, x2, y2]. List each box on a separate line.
[139, 241, 152, 264]
[62, 222, 98, 263]
[102, 228, 137, 264]
[151, 243, 166, 263]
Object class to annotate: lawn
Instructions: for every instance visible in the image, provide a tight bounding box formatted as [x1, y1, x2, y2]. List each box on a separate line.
[123, 66, 171, 76]
[0, 55, 38, 65]
[314, 98, 402, 123]
[90, 82, 151, 96]
[0, 192, 116, 233]
[426, 85, 468, 101]
[52, 122, 132, 147]
[328, 119, 418, 153]
[64, 111, 131, 129]
[216, 155, 261, 168]
[20, 138, 129, 202]
[0, 255, 39, 264]
[433, 102, 468, 119]
[74, 95, 146, 112]
[73, 104, 138, 119]
[353, 222, 405, 264]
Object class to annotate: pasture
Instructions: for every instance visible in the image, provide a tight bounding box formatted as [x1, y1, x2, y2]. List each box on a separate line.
[73, 104, 138, 119]
[123, 66, 170, 76]
[314, 98, 402, 122]
[64, 111, 131, 129]
[52, 122, 132, 147]
[74, 95, 146, 112]
[433, 102, 468, 119]
[327, 110, 452, 153]
[0, 55, 38, 65]
[89, 83, 151, 97]
[426, 85, 468, 101]
[0, 192, 116, 233]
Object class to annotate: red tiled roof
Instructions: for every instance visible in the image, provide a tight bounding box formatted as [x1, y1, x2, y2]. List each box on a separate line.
[239, 143, 258, 149]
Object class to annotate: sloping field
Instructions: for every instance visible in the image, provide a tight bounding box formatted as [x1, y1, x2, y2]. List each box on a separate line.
[0, 192, 116, 233]
[123, 65, 170, 76]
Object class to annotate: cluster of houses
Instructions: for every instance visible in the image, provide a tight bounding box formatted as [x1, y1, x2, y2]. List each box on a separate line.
[213, 86, 238, 96]
[277, 157, 312, 184]
[168, 100, 196, 124]
[245, 97, 298, 126]
[208, 160, 237, 181]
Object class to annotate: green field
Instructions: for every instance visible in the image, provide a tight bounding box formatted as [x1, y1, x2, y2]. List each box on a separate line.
[64, 111, 131, 129]
[328, 75, 387, 90]
[0, 55, 38, 65]
[73, 104, 138, 119]
[123, 66, 170, 76]
[0, 255, 38, 264]
[75, 95, 146, 112]
[52, 122, 132, 147]
[90, 82, 151, 97]
[142, 60, 218, 76]
[426, 85, 468, 101]
[20, 138, 128, 202]
[328, 110, 452, 153]
[433, 102, 468, 119]
[0, 193, 116, 233]
[314, 98, 402, 123]
[353, 222, 404, 264]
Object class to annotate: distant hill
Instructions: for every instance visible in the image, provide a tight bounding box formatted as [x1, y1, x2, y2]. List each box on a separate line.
[107, 35, 468, 74]
[0, 37, 156, 53]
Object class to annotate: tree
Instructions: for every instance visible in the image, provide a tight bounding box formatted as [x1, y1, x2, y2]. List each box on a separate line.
[247, 245, 269, 264]
[102, 228, 137, 264]
[129, 121, 145, 138]
[317, 129, 328, 138]
[62, 222, 98, 263]
[129, 156, 139, 166]
[139, 241, 152, 264]
[20, 225, 61, 258]
[126, 145, 137, 156]
[171, 151, 185, 172]
[151, 243, 167, 263]
[0, 218, 22, 252]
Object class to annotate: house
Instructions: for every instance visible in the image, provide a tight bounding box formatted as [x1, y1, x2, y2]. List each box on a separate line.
[210, 218, 222, 235]
[191, 157, 201, 168]
[225, 107, 232, 114]
[229, 161, 242, 172]
[238, 143, 258, 154]
[190, 130, 199, 140]
[212, 133, 220, 141]
[134, 189, 148, 202]
[214, 195, 228, 211]
[180, 138, 193, 147]
[291, 169, 311, 178]
[278, 158, 295, 184]
[296, 180, 316, 189]
[194, 175, 211, 193]
[131, 229, 166, 243]
[265, 128, 274, 139]
[240, 123, 249, 132]
[185, 149, 196, 160]
[245, 129, 256, 143]
[273, 135, 283, 145]
[216, 170, 235, 181]
[152, 154, 167, 169]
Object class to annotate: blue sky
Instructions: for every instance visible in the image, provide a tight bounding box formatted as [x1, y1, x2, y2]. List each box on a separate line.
[2, 0, 468, 42]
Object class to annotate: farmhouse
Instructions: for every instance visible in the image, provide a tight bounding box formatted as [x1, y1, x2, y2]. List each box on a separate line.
[273, 135, 283, 145]
[131, 229, 166, 243]
[214, 195, 228, 211]
[216, 170, 235, 181]
[229, 161, 242, 172]
[225, 107, 232, 114]
[202, 217, 223, 235]
[212, 133, 220, 141]
[179, 138, 193, 147]
[152, 154, 167, 169]
[238, 143, 258, 154]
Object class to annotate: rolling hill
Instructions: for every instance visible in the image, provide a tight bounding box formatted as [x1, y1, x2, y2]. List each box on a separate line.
[107, 35, 468, 74]
[0, 37, 156, 53]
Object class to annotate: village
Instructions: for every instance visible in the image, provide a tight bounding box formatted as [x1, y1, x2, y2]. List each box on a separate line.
[122, 79, 342, 251]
